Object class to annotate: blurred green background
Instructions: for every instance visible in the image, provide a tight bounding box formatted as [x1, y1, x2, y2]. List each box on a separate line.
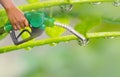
[1, 0, 120, 77]
[1, 38, 120, 77]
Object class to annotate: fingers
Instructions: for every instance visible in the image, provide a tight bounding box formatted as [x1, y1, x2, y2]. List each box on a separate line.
[12, 24, 17, 30]
[19, 18, 25, 28]
[24, 19, 29, 27]
[6, 7, 30, 30]
[16, 24, 21, 30]
[12, 22, 22, 30]
[12, 23, 20, 30]
[12, 18, 29, 30]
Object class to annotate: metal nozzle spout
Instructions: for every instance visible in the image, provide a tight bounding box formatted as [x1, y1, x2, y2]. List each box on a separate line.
[54, 22, 88, 46]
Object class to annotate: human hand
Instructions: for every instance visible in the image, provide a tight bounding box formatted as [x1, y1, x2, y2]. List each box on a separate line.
[6, 7, 29, 30]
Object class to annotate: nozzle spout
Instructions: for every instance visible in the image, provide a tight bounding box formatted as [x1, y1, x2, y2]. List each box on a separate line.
[54, 22, 88, 46]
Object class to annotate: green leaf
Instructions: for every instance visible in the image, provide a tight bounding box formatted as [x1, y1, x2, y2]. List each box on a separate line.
[45, 17, 70, 37]
[45, 26, 65, 37]
[75, 15, 101, 34]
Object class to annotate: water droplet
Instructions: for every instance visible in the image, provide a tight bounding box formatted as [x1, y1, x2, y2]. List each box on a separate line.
[24, 47, 32, 51]
[59, 4, 73, 13]
[90, 2, 102, 5]
[77, 39, 89, 46]
[113, 0, 120, 7]
[49, 42, 58, 46]
[104, 36, 115, 39]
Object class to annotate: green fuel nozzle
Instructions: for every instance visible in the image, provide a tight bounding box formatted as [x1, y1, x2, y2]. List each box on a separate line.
[4, 11, 55, 45]
[5, 11, 55, 32]
[4, 11, 88, 46]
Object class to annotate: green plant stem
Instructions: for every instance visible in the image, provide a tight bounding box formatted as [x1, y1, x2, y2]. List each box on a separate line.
[70, 0, 115, 3]
[19, 0, 116, 11]
[86, 32, 120, 38]
[0, 31, 120, 53]
[0, 0, 116, 17]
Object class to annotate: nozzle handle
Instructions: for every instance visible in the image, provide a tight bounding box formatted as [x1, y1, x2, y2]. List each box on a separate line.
[9, 28, 44, 45]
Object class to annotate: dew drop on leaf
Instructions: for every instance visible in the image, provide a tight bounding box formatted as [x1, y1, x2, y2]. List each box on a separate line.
[24, 47, 32, 51]
[113, 0, 120, 7]
[59, 4, 73, 13]
[49, 42, 58, 46]
[104, 36, 115, 39]
[77, 39, 89, 47]
[90, 2, 102, 5]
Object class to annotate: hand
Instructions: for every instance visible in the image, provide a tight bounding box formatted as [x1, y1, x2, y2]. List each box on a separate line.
[6, 7, 29, 30]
